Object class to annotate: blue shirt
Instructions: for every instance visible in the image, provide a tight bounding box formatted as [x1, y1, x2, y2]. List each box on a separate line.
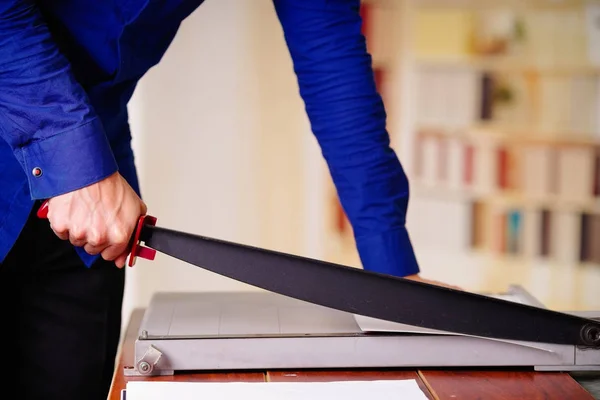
[0, 0, 419, 277]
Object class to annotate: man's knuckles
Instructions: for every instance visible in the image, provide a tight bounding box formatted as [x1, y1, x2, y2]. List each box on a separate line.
[48, 217, 68, 234]
[87, 228, 107, 247]
[69, 225, 86, 241]
[109, 224, 130, 245]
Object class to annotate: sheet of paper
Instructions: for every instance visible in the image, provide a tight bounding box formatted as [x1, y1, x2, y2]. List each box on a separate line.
[354, 314, 454, 335]
[124, 379, 429, 400]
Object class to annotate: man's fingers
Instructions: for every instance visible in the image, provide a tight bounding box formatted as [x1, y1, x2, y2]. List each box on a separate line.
[69, 236, 86, 247]
[84, 243, 103, 255]
[100, 241, 129, 262]
[53, 230, 69, 241]
[49, 219, 69, 241]
[114, 253, 128, 269]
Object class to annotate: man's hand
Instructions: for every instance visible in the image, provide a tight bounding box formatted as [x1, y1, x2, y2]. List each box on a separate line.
[46, 172, 147, 268]
[404, 274, 462, 290]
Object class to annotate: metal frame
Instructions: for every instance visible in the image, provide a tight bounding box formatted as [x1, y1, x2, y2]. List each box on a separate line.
[125, 286, 600, 376]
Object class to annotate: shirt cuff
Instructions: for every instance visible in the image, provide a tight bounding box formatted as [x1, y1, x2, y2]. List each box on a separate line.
[75, 248, 100, 268]
[13, 117, 118, 200]
[356, 228, 420, 277]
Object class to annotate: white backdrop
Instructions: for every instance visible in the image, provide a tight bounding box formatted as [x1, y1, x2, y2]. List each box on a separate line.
[123, 0, 327, 329]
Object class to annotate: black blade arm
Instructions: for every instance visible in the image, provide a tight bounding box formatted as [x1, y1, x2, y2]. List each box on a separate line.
[141, 224, 600, 347]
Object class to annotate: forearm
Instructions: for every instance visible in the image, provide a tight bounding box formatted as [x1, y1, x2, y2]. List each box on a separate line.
[0, 0, 117, 199]
[274, 0, 419, 276]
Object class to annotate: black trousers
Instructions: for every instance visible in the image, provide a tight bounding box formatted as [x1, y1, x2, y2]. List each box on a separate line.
[0, 203, 125, 400]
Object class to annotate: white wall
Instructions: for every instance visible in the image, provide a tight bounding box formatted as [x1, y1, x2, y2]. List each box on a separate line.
[119, 0, 600, 333]
[123, 0, 327, 327]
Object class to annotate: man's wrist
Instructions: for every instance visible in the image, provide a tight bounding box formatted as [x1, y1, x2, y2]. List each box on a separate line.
[13, 117, 118, 200]
[356, 227, 420, 278]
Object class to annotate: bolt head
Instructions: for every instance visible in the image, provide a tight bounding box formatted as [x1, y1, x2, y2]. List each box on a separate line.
[138, 361, 152, 374]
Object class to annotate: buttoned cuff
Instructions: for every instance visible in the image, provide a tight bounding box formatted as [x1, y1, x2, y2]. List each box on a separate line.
[356, 228, 420, 277]
[13, 118, 118, 200]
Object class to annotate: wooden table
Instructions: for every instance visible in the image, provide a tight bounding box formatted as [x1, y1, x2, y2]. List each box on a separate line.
[108, 309, 596, 399]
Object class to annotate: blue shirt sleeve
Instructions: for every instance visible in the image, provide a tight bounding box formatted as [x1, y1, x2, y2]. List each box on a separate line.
[0, 0, 118, 200]
[273, 0, 420, 277]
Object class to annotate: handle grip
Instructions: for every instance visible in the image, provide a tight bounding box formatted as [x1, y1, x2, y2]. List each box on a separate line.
[129, 214, 157, 266]
[36, 200, 157, 266]
[37, 200, 49, 218]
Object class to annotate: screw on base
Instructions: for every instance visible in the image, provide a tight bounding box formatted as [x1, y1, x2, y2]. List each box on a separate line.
[581, 324, 600, 347]
[138, 361, 153, 375]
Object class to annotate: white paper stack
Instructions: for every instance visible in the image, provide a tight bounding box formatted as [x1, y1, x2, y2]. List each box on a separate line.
[123, 379, 429, 400]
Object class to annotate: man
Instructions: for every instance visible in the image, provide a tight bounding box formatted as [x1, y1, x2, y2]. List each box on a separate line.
[0, 1, 446, 399]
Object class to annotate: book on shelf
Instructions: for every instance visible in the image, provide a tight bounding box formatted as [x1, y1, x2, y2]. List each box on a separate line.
[412, 133, 600, 264]
[405, 2, 600, 266]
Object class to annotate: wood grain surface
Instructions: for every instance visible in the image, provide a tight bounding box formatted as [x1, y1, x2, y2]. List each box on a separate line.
[418, 370, 595, 400]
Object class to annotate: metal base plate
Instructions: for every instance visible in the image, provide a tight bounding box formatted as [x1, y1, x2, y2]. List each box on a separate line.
[127, 286, 600, 376]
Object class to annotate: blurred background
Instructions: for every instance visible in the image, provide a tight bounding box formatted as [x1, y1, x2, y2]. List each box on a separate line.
[122, 0, 600, 330]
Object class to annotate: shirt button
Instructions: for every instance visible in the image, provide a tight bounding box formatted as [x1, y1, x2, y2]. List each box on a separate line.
[32, 167, 42, 177]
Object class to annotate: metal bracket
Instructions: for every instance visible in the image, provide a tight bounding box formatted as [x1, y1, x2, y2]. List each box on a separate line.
[136, 345, 163, 375]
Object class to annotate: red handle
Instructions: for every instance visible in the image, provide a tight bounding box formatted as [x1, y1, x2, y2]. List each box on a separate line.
[37, 200, 49, 218]
[36, 199, 157, 265]
[128, 214, 158, 266]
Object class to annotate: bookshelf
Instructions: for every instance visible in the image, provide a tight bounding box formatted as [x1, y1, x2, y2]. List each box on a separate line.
[323, 0, 600, 303]
[403, 0, 600, 269]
